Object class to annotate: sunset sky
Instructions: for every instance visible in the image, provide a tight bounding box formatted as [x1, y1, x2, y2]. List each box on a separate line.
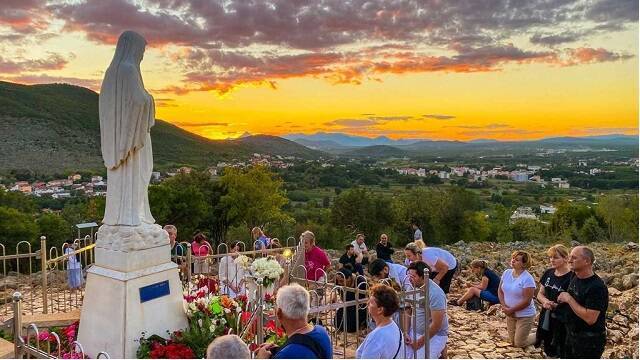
[1, 0, 638, 140]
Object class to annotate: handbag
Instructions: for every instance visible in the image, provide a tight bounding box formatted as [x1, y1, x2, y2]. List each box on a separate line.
[466, 296, 484, 311]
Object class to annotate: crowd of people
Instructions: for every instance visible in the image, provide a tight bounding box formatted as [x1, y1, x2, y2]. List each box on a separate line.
[163, 224, 610, 359]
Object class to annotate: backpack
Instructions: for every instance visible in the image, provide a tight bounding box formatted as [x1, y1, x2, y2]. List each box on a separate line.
[271, 333, 326, 359]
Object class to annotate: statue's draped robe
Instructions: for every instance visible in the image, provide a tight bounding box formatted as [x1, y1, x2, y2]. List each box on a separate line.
[99, 31, 155, 226]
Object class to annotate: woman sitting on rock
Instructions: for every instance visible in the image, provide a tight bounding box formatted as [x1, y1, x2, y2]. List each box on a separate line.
[449, 259, 501, 307]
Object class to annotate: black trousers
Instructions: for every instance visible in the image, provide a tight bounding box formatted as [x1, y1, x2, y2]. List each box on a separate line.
[429, 265, 457, 294]
[564, 330, 606, 359]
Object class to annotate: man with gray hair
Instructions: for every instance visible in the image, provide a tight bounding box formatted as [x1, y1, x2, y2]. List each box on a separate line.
[207, 334, 250, 359]
[164, 225, 186, 275]
[256, 283, 332, 359]
[557, 246, 608, 358]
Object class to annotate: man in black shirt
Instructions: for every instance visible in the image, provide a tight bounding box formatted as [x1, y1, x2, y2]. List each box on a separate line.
[557, 246, 608, 359]
[339, 244, 363, 276]
[375, 233, 394, 262]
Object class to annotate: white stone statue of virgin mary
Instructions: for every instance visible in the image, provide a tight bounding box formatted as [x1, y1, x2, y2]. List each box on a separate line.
[99, 31, 155, 226]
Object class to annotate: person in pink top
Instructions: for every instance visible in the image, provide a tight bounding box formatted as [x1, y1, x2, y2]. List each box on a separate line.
[191, 232, 212, 274]
[302, 230, 330, 282]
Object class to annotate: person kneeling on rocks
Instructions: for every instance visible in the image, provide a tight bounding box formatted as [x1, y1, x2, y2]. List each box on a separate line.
[403, 261, 449, 359]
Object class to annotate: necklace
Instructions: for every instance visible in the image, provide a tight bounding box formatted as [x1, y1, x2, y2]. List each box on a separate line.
[289, 323, 312, 337]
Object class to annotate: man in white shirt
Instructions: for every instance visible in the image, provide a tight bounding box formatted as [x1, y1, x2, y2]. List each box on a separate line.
[421, 247, 458, 293]
[350, 233, 369, 266]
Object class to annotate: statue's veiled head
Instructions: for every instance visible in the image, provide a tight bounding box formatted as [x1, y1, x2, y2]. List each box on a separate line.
[111, 31, 147, 67]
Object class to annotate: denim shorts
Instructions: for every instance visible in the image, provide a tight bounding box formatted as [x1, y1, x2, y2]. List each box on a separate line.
[479, 289, 499, 304]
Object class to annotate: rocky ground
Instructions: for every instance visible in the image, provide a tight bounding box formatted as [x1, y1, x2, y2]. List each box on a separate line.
[0, 242, 636, 358]
[327, 240, 639, 359]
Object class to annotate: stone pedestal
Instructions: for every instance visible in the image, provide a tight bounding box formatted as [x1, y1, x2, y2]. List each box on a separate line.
[78, 224, 187, 358]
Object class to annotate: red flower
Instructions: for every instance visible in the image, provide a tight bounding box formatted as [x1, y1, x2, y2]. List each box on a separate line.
[265, 320, 277, 332]
[241, 311, 252, 324]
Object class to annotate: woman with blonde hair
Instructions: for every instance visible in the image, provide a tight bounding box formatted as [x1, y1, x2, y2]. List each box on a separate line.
[252, 227, 270, 250]
[450, 259, 501, 307]
[403, 242, 422, 266]
[535, 244, 572, 357]
[498, 250, 537, 348]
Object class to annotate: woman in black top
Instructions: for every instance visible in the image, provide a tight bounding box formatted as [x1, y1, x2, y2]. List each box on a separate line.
[375, 233, 394, 262]
[535, 244, 573, 358]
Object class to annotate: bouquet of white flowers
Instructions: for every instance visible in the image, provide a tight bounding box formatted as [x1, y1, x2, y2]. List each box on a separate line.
[250, 256, 284, 288]
[234, 255, 251, 269]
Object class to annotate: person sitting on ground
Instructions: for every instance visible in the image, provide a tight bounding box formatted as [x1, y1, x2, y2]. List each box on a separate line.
[404, 242, 422, 266]
[556, 246, 608, 359]
[403, 261, 449, 359]
[450, 259, 501, 307]
[252, 227, 271, 250]
[351, 233, 369, 266]
[376, 233, 394, 263]
[534, 244, 572, 358]
[219, 241, 246, 298]
[356, 284, 405, 359]
[256, 283, 333, 359]
[421, 246, 459, 293]
[498, 250, 537, 348]
[369, 258, 411, 291]
[339, 244, 364, 276]
[207, 334, 251, 359]
[331, 265, 368, 333]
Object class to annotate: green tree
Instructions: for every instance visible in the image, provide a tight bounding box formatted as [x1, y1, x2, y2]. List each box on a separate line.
[330, 187, 395, 245]
[0, 207, 39, 252]
[0, 191, 37, 213]
[219, 166, 293, 236]
[596, 195, 639, 242]
[37, 213, 73, 249]
[579, 216, 604, 243]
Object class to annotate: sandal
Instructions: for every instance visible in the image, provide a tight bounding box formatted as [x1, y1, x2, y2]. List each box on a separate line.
[448, 299, 461, 306]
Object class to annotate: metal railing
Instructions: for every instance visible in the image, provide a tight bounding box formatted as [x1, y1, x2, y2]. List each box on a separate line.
[12, 291, 109, 359]
[0, 235, 96, 317]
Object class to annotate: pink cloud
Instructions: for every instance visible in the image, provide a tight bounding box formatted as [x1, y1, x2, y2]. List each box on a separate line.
[7, 74, 101, 91]
[0, 54, 69, 74]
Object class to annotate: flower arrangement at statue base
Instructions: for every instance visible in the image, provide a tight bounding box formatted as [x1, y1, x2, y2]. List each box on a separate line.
[250, 256, 284, 289]
[137, 275, 251, 358]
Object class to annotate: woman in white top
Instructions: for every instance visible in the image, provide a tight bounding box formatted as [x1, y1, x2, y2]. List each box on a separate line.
[498, 250, 537, 348]
[219, 241, 245, 298]
[64, 240, 83, 292]
[356, 284, 405, 359]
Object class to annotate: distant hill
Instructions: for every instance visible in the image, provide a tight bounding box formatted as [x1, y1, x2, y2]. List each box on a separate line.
[285, 132, 420, 148]
[0, 81, 320, 174]
[344, 145, 411, 158]
[285, 131, 638, 156]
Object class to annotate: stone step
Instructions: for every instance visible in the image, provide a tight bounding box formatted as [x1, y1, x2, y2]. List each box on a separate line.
[0, 338, 13, 358]
[2, 310, 81, 335]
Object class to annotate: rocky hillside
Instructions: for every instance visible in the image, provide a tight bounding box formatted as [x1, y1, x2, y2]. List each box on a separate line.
[327, 240, 639, 358]
[0, 81, 321, 174]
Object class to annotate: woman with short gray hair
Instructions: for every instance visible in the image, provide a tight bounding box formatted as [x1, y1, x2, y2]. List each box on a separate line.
[207, 334, 250, 359]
